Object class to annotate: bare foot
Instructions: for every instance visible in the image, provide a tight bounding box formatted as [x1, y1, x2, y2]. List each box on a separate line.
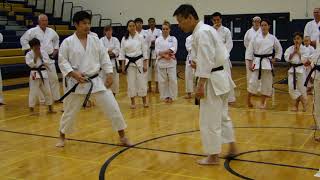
[143, 103, 149, 108]
[120, 137, 133, 147]
[56, 138, 65, 147]
[184, 94, 192, 99]
[315, 137, 320, 142]
[291, 106, 298, 112]
[29, 107, 35, 112]
[48, 105, 57, 114]
[248, 102, 253, 108]
[165, 98, 169, 103]
[259, 103, 267, 109]
[130, 104, 136, 109]
[197, 157, 219, 165]
[301, 98, 307, 112]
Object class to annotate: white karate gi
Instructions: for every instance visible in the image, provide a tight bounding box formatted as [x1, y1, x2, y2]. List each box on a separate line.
[119, 33, 148, 98]
[216, 25, 235, 102]
[58, 33, 127, 134]
[185, 35, 194, 93]
[244, 27, 261, 86]
[246, 33, 283, 97]
[25, 50, 53, 107]
[100, 36, 121, 94]
[311, 45, 320, 129]
[20, 26, 61, 101]
[193, 21, 235, 155]
[304, 20, 320, 42]
[305, 45, 315, 88]
[284, 45, 308, 100]
[137, 30, 148, 40]
[146, 28, 162, 82]
[155, 35, 178, 100]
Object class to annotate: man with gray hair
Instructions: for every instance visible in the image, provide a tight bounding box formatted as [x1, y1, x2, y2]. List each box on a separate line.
[304, 8, 320, 48]
[20, 14, 61, 102]
[244, 16, 262, 91]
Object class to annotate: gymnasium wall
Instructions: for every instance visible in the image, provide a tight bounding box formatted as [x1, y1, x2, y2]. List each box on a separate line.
[70, 0, 319, 25]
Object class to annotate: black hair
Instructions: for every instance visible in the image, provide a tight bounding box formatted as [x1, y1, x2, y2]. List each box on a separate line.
[261, 19, 271, 26]
[134, 18, 143, 24]
[293, 32, 303, 39]
[124, 20, 135, 40]
[73, 11, 92, 24]
[211, 12, 222, 18]
[173, 4, 199, 20]
[148, 18, 155, 22]
[29, 38, 41, 48]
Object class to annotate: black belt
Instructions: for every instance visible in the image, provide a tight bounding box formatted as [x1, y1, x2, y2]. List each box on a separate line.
[59, 73, 99, 108]
[125, 55, 143, 73]
[49, 53, 58, 61]
[211, 66, 224, 72]
[254, 53, 275, 80]
[30, 64, 46, 84]
[304, 65, 320, 87]
[114, 59, 121, 73]
[194, 66, 224, 106]
[149, 47, 154, 67]
[289, 63, 304, 90]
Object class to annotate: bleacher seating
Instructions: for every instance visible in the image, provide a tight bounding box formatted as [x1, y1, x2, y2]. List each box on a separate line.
[0, 0, 76, 89]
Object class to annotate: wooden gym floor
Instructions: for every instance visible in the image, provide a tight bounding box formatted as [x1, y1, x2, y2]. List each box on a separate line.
[0, 65, 320, 180]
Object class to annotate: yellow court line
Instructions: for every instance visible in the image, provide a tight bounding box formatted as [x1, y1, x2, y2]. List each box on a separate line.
[47, 154, 101, 165]
[229, 107, 313, 116]
[233, 76, 247, 82]
[240, 140, 312, 150]
[3, 93, 28, 97]
[0, 113, 38, 122]
[0, 175, 24, 180]
[111, 164, 214, 180]
[299, 132, 315, 149]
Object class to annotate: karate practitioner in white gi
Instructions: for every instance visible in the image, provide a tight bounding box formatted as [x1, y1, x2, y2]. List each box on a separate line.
[20, 14, 61, 102]
[244, 16, 262, 90]
[246, 19, 283, 109]
[174, 4, 237, 165]
[146, 18, 162, 93]
[100, 25, 121, 95]
[56, 11, 131, 147]
[304, 36, 316, 94]
[185, 34, 194, 99]
[120, 20, 149, 109]
[25, 38, 55, 113]
[155, 20, 178, 103]
[284, 32, 309, 112]
[211, 12, 236, 104]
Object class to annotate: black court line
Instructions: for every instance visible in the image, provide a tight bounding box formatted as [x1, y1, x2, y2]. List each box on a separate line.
[0, 126, 314, 147]
[0, 127, 319, 179]
[224, 149, 320, 179]
[98, 128, 320, 180]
